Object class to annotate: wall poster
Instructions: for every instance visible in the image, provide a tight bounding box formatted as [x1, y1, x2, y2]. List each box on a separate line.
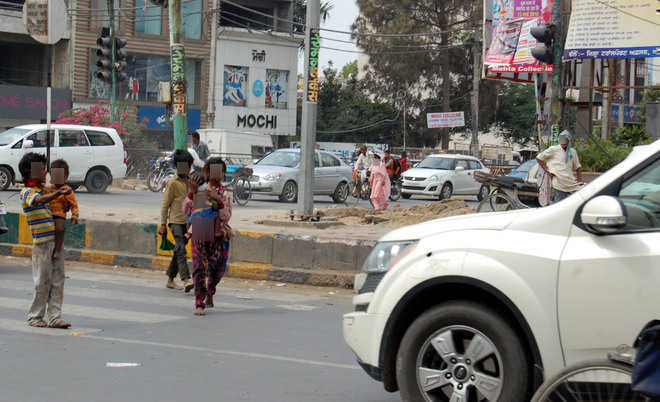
[265, 69, 289, 109]
[223, 65, 248, 107]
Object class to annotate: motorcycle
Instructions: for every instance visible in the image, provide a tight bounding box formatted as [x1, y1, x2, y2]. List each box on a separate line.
[389, 175, 402, 201]
[147, 153, 175, 192]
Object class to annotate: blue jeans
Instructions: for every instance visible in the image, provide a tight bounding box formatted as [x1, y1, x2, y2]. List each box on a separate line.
[552, 189, 573, 204]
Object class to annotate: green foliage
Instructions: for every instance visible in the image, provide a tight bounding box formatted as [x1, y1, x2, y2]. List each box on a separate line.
[339, 60, 358, 79]
[293, 0, 333, 33]
[638, 89, 660, 125]
[612, 125, 652, 146]
[493, 83, 536, 144]
[575, 140, 633, 172]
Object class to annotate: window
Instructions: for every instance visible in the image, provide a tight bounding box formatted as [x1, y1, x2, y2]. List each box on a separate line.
[469, 160, 482, 170]
[59, 130, 89, 147]
[85, 130, 115, 146]
[314, 153, 320, 168]
[26, 131, 52, 148]
[322, 153, 340, 167]
[135, 0, 161, 35]
[183, 0, 202, 39]
[12, 140, 23, 149]
[618, 159, 660, 230]
[91, 0, 119, 29]
[455, 160, 469, 170]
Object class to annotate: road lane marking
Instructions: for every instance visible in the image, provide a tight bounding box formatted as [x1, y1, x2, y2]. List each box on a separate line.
[276, 304, 317, 311]
[0, 280, 256, 312]
[0, 296, 183, 324]
[82, 334, 360, 371]
[0, 318, 103, 336]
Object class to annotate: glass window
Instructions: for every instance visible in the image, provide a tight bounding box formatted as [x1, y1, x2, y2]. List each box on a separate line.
[91, 0, 119, 29]
[135, 0, 161, 35]
[183, 0, 202, 39]
[255, 150, 300, 168]
[265, 69, 289, 109]
[85, 130, 115, 146]
[26, 131, 52, 148]
[455, 160, 469, 170]
[12, 140, 23, 149]
[417, 157, 454, 170]
[618, 159, 660, 230]
[469, 160, 482, 170]
[322, 153, 340, 167]
[58, 130, 90, 147]
[0, 127, 29, 146]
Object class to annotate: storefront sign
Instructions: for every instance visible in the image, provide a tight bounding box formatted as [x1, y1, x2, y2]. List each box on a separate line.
[564, 0, 660, 59]
[138, 106, 201, 130]
[427, 112, 465, 128]
[236, 114, 277, 129]
[252, 50, 266, 62]
[306, 28, 320, 103]
[0, 85, 71, 119]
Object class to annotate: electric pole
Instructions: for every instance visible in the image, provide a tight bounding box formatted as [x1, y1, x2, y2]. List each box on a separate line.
[297, 0, 320, 218]
[470, 30, 481, 156]
[169, 0, 187, 150]
[550, 0, 562, 134]
[107, 0, 116, 119]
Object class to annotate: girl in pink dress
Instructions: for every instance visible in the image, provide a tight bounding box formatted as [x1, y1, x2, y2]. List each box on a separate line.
[370, 154, 391, 211]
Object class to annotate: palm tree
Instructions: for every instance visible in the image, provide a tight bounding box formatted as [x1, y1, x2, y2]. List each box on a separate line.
[293, 0, 333, 33]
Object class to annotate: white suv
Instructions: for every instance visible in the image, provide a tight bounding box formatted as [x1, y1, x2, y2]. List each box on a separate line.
[344, 141, 660, 401]
[0, 124, 127, 193]
[402, 154, 491, 201]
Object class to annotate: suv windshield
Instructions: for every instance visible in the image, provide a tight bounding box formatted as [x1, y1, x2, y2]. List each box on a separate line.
[255, 151, 300, 168]
[417, 157, 454, 170]
[0, 128, 29, 146]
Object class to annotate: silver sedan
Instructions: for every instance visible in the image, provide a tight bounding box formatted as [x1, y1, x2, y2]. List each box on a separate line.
[248, 148, 353, 203]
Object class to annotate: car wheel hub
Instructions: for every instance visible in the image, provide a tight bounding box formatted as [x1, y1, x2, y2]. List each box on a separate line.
[416, 325, 503, 402]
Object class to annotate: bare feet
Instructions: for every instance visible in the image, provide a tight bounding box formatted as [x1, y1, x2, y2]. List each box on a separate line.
[52, 250, 61, 260]
[204, 294, 214, 308]
[194, 307, 205, 316]
[28, 320, 48, 328]
[48, 320, 71, 329]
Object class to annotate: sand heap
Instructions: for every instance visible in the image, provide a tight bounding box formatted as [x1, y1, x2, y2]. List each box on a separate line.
[319, 200, 475, 227]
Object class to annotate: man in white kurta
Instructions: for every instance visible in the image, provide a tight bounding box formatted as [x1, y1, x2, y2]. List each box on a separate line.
[536, 130, 583, 203]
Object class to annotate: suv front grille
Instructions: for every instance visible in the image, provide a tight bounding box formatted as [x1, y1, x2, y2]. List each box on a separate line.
[358, 272, 386, 294]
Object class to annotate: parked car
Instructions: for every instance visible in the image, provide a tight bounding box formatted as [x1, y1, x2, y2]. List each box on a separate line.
[507, 159, 538, 181]
[248, 148, 353, 203]
[343, 140, 660, 401]
[0, 124, 127, 193]
[401, 154, 491, 201]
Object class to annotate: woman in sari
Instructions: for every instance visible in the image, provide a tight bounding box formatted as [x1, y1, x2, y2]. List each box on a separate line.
[370, 154, 391, 211]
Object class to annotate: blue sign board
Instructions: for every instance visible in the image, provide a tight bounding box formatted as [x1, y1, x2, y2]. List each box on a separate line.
[253, 80, 264, 97]
[137, 106, 201, 131]
[624, 105, 641, 123]
[611, 105, 620, 122]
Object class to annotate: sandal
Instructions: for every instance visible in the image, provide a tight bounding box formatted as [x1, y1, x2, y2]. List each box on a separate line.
[48, 320, 71, 329]
[28, 320, 48, 328]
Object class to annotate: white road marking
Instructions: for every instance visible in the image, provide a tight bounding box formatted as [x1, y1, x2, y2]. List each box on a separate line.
[276, 304, 317, 311]
[0, 296, 183, 324]
[83, 334, 360, 371]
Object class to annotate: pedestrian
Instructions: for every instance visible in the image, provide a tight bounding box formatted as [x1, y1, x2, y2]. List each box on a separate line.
[536, 130, 583, 204]
[400, 151, 409, 173]
[191, 131, 210, 171]
[370, 154, 391, 211]
[383, 150, 394, 177]
[19, 152, 72, 329]
[183, 157, 232, 316]
[160, 149, 194, 292]
[46, 159, 79, 261]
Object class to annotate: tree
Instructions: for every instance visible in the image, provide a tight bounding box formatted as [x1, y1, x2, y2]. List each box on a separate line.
[492, 82, 537, 145]
[293, 0, 334, 33]
[638, 88, 660, 126]
[339, 60, 358, 79]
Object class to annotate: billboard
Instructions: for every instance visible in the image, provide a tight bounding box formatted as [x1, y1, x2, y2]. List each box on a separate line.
[427, 112, 466, 128]
[564, 0, 660, 60]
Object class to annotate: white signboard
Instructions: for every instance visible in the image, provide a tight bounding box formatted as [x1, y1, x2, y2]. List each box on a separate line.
[427, 112, 466, 128]
[564, 0, 660, 59]
[22, 0, 66, 45]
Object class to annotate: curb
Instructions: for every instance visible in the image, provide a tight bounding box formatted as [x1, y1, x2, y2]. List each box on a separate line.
[0, 243, 356, 289]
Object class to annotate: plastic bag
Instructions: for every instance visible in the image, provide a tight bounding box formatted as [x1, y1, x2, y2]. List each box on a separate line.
[159, 233, 175, 251]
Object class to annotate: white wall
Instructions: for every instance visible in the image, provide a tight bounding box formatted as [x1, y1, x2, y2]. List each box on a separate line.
[214, 30, 300, 137]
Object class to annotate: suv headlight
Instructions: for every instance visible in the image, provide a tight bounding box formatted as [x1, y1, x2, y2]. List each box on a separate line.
[363, 241, 418, 273]
[263, 173, 282, 181]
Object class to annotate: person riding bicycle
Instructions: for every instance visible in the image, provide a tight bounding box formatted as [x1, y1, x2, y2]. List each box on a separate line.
[353, 145, 372, 184]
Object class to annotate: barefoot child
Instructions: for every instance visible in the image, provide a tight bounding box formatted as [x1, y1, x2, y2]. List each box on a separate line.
[46, 159, 79, 260]
[183, 157, 232, 316]
[19, 153, 72, 329]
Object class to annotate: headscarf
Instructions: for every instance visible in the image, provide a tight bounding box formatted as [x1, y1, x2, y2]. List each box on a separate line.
[559, 130, 573, 163]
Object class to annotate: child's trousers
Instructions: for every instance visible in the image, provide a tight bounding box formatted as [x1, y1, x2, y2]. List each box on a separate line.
[27, 241, 65, 326]
[192, 239, 229, 308]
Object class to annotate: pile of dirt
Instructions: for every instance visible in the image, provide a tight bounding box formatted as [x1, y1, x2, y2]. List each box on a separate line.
[319, 200, 475, 227]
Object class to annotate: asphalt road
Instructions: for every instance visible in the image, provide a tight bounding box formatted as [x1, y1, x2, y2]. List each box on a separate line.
[0, 258, 400, 402]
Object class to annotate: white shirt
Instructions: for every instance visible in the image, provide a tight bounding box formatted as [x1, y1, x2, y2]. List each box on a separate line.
[536, 145, 582, 192]
[355, 152, 372, 170]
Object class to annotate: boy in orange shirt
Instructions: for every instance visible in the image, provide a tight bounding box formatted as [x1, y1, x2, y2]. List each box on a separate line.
[47, 159, 79, 260]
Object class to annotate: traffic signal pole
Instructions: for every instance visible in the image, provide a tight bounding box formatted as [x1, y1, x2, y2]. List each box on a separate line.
[107, 0, 117, 121]
[169, 0, 187, 150]
[550, 0, 563, 137]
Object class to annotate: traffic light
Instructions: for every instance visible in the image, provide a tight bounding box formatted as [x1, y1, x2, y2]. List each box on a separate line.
[530, 24, 555, 65]
[96, 27, 112, 82]
[113, 38, 128, 82]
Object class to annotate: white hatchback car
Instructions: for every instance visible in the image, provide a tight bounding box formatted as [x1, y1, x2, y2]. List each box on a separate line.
[0, 124, 127, 193]
[402, 154, 491, 201]
[344, 140, 660, 401]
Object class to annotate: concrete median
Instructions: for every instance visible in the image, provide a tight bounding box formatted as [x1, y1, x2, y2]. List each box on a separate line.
[0, 213, 375, 288]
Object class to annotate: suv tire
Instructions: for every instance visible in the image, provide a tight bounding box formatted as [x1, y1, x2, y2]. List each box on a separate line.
[85, 169, 110, 194]
[0, 167, 12, 191]
[396, 301, 529, 402]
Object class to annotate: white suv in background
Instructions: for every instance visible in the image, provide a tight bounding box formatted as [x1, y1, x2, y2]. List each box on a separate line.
[0, 124, 127, 193]
[401, 154, 491, 201]
[344, 141, 660, 401]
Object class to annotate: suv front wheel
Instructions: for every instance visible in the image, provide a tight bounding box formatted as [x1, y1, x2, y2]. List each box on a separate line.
[396, 301, 529, 402]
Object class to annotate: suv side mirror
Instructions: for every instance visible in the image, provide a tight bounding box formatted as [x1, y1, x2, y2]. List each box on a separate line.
[581, 195, 627, 234]
[23, 140, 34, 149]
[455, 166, 465, 172]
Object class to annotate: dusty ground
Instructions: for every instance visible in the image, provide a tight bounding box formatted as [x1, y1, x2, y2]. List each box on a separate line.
[317, 200, 475, 228]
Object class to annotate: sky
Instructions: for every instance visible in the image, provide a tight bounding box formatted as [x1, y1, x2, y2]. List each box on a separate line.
[297, 1, 360, 76]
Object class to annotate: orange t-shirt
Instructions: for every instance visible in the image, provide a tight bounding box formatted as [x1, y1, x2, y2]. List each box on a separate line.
[45, 184, 79, 220]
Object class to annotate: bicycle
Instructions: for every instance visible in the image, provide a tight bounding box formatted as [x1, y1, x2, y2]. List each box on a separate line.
[348, 170, 372, 207]
[227, 167, 252, 207]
